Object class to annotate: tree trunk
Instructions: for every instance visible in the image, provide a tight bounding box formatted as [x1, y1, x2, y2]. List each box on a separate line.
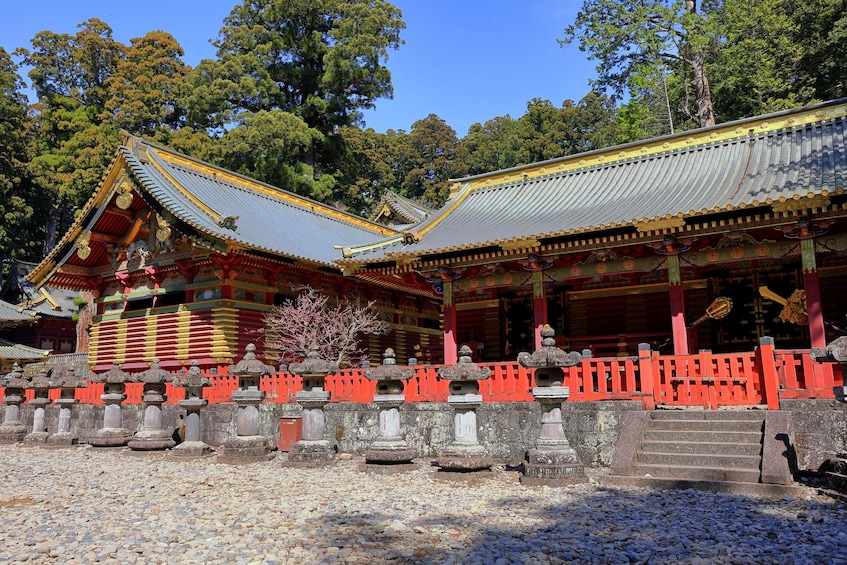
[691, 52, 716, 127]
[686, 0, 716, 128]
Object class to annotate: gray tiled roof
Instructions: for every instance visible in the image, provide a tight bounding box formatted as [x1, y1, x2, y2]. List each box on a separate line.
[0, 338, 49, 361]
[123, 141, 397, 267]
[0, 300, 37, 323]
[346, 107, 847, 260]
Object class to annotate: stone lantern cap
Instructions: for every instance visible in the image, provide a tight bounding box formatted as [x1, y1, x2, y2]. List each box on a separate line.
[24, 367, 56, 391]
[517, 325, 582, 369]
[364, 348, 414, 381]
[134, 359, 173, 384]
[91, 361, 133, 384]
[810, 336, 847, 363]
[51, 366, 90, 389]
[289, 344, 338, 377]
[172, 360, 213, 388]
[438, 345, 491, 381]
[1, 363, 30, 389]
[227, 344, 275, 378]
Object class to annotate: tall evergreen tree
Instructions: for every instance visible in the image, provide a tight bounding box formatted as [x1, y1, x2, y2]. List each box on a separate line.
[0, 48, 44, 266]
[184, 0, 405, 202]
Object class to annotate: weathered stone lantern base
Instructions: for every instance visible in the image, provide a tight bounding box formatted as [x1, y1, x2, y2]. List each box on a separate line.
[0, 424, 27, 444]
[283, 393, 337, 467]
[364, 397, 417, 473]
[521, 387, 587, 486]
[437, 443, 494, 473]
[217, 435, 274, 464]
[437, 396, 493, 474]
[127, 429, 176, 451]
[285, 439, 337, 467]
[46, 432, 79, 447]
[170, 441, 214, 458]
[521, 446, 588, 486]
[88, 428, 133, 447]
[0, 395, 27, 443]
[23, 431, 50, 444]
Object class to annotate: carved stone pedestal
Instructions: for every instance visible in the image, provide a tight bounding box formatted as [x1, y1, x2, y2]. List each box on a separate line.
[217, 345, 275, 464]
[364, 349, 417, 473]
[88, 362, 133, 447]
[518, 325, 587, 486]
[0, 364, 28, 444]
[24, 369, 54, 444]
[521, 387, 587, 486]
[284, 346, 338, 467]
[128, 360, 176, 451]
[47, 369, 88, 447]
[171, 361, 214, 458]
[437, 345, 493, 474]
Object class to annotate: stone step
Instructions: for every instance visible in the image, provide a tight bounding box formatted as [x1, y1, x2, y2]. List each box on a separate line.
[636, 450, 762, 469]
[643, 429, 763, 444]
[646, 419, 763, 433]
[650, 409, 767, 421]
[640, 440, 762, 457]
[600, 475, 806, 498]
[632, 463, 761, 483]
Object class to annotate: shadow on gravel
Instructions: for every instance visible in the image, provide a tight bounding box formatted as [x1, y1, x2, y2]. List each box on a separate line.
[312, 484, 846, 564]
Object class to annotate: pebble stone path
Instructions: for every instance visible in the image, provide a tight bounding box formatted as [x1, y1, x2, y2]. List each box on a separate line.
[1, 445, 845, 564]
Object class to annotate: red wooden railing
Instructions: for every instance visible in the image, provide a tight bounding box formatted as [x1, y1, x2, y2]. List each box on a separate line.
[6, 344, 844, 410]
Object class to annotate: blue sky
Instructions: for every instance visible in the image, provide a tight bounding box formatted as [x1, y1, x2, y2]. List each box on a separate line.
[1, 0, 598, 136]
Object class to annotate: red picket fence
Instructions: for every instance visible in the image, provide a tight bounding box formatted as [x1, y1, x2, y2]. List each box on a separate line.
[6, 343, 843, 410]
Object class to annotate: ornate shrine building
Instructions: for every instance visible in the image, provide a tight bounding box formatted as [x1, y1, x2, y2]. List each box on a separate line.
[26, 136, 443, 372]
[25, 99, 847, 372]
[340, 99, 847, 364]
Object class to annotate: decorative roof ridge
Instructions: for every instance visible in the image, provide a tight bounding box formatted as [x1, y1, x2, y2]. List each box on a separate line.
[125, 135, 398, 238]
[26, 151, 131, 287]
[340, 183, 476, 260]
[448, 98, 847, 196]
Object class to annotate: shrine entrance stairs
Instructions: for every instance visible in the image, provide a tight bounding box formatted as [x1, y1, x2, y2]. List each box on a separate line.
[604, 409, 808, 497]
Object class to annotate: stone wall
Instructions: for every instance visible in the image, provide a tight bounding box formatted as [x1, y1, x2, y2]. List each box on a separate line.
[3, 399, 846, 472]
[780, 399, 847, 471]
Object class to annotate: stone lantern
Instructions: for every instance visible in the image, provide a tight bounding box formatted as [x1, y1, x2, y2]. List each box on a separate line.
[363, 348, 417, 471]
[24, 367, 56, 444]
[811, 336, 847, 402]
[286, 344, 339, 466]
[47, 366, 89, 446]
[517, 324, 586, 486]
[128, 359, 176, 451]
[217, 344, 275, 464]
[0, 364, 30, 443]
[810, 336, 847, 492]
[171, 360, 214, 457]
[436, 344, 493, 473]
[88, 361, 134, 447]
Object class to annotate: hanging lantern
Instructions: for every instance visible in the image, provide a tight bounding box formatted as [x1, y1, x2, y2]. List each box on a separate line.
[75, 231, 92, 260]
[115, 171, 134, 210]
[155, 214, 172, 242]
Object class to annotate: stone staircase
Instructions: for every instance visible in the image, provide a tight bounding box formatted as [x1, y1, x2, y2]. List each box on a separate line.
[604, 409, 803, 496]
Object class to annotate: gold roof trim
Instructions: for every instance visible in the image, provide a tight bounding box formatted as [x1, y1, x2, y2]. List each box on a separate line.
[452, 100, 847, 193]
[130, 137, 396, 237]
[771, 194, 832, 213]
[634, 217, 686, 233]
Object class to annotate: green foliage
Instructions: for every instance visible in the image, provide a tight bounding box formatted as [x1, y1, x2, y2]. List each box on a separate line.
[707, 0, 813, 121]
[183, 0, 405, 203]
[399, 114, 467, 206]
[103, 30, 191, 134]
[219, 109, 334, 200]
[0, 47, 46, 263]
[787, 0, 847, 102]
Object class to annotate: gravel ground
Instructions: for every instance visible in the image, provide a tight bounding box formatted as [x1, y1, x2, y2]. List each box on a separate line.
[0, 445, 845, 565]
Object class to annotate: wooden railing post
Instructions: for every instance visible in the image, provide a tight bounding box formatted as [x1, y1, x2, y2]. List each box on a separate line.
[637, 343, 655, 410]
[757, 336, 781, 410]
